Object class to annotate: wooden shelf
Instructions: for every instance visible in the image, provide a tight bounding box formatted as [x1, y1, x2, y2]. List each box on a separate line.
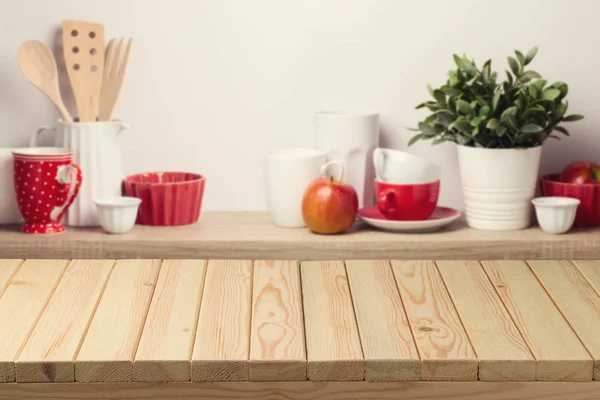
[0, 212, 598, 260]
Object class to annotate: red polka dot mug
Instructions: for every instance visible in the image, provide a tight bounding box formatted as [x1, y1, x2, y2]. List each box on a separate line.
[12, 147, 82, 234]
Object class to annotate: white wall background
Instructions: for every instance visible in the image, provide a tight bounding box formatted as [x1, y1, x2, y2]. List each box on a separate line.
[1, 0, 598, 211]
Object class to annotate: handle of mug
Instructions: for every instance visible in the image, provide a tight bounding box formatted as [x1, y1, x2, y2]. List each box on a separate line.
[377, 190, 397, 218]
[373, 149, 387, 181]
[320, 160, 344, 182]
[50, 163, 83, 222]
[30, 126, 56, 147]
[112, 119, 131, 133]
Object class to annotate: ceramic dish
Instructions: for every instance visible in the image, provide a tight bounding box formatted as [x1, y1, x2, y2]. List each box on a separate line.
[532, 196, 580, 234]
[94, 196, 141, 234]
[357, 206, 461, 233]
[122, 172, 205, 226]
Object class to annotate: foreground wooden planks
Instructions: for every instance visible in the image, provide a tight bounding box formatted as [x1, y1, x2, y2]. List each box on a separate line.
[75, 259, 161, 383]
[481, 260, 593, 381]
[300, 261, 364, 381]
[391, 260, 477, 381]
[0, 381, 599, 400]
[134, 260, 207, 382]
[436, 261, 535, 381]
[528, 260, 600, 379]
[345, 260, 420, 381]
[191, 260, 253, 382]
[16, 260, 115, 383]
[0, 259, 68, 382]
[250, 260, 306, 381]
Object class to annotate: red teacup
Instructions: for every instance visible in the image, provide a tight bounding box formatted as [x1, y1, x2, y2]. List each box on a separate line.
[375, 180, 440, 220]
[12, 148, 82, 234]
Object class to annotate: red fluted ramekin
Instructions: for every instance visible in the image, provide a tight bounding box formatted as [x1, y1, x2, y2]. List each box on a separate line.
[122, 172, 206, 226]
[540, 174, 600, 227]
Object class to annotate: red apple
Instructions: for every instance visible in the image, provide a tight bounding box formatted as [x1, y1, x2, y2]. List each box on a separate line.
[559, 161, 600, 184]
[301, 176, 358, 234]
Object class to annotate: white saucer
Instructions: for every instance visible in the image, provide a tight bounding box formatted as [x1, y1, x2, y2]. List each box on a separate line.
[358, 206, 461, 233]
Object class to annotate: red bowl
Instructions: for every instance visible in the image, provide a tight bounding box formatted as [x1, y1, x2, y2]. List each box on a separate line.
[540, 174, 600, 227]
[122, 172, 206, 226]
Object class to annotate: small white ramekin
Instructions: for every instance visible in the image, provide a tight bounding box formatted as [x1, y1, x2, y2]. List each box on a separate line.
[532, 196, 580, 234]
[94, 196, 141, 234]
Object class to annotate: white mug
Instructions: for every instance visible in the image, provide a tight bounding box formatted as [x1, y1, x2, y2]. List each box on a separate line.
[373, 148, 441, 184]
[265, 148, 342, 228]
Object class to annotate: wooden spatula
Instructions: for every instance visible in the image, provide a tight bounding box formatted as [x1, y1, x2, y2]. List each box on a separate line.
[17, 40, 72, 122]
[62, 20, 105, 122]
[99, 37, 133, 121]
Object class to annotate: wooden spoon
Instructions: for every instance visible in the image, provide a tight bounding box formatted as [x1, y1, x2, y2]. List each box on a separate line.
[17, 40, 72, 122]
[99, 37, 133, 121]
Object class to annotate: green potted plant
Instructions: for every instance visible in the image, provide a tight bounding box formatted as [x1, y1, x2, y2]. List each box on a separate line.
[408, 47, 584, 230]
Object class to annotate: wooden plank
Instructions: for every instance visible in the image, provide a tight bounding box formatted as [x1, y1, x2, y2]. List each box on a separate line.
[249, 260, 306, 381]
[75, 259, 161, 383]
[0, 259, 68, 382]
[345, 260, 420, 381]
[571, 260, 600, 295]
[134, 260, 207, 382]
[436, 260, 535, 381]
[391, 260, 477, 381]
[300, 261, 364, 381]
[1, 212, 599, 261]
[0, 381, 599, 400]
[0, 260, 23, 297]
[191, 260, 252, 382]
[15, 260, 115, 383]
[482, 260, 593, 381]
[528, 260, 600, 379]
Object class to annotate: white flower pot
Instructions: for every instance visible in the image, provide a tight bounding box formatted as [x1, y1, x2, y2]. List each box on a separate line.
[457, 145, 542, 230]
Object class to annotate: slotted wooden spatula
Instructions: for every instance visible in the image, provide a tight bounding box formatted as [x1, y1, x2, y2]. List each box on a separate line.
[62, 20, 105, 122]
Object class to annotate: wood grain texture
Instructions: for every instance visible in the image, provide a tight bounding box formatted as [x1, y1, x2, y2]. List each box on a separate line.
[0, 259, 23, 297]
[249, 260, 306, 382]
[436, 261, 535, 381]
[0, 259, 68, 382]
[481, 260, 593, 382]
[345, 260, 420, 381]
[1, 212, 599, 260]
[528, 260, 600, 379]
[75, 259, 161, 383]
[191, 260, 252, 382]
[0, 381, 598, 400]
[571, 260, 600, 295]
[391, 260, 477, 381]
[134, 260, 207, 382]
[15, 260, 115, 383]
[300, 261, 364, 381]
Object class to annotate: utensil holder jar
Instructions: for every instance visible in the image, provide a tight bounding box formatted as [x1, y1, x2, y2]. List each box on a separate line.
[31, 119, 128, 227]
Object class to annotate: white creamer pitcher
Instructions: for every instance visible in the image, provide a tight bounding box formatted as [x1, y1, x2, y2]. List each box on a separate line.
[31, 119, 129, 226]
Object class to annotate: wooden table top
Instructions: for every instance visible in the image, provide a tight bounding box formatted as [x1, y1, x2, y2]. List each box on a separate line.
[1, 258, 600, 385]
[0, 212, 599, 260]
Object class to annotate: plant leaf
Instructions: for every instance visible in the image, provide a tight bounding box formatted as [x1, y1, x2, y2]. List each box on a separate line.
[407, 133, 424, 147]
[532, 79, 547, 91]
[427, 84, 435, 98]
[441, 86, 462, 96]
[507, 56, 520, 76]
[515, 50, 525, 67]
[486, 118, 500, 130]
[449, 117, 473, 132]
[506, 70, 514, 86]
[470, 117, 482, 127]
[520, 124, 544, 133]
[500, 106, 518, 121]
[492, 91, 501, 111]
[563, 114, 584, 122]
[542, 88, 561, 101]
[479, 106, 490, 117]
[554, 126, 570, 136]
[456, 99, 472, 115]
[418, 122, 438, 137]
[433, 90, 446, 105]
[525, 46, 539, 65]
[497, 125, 507, 137]
[518, 70, 542, 83]
[552, 103, 567, 122]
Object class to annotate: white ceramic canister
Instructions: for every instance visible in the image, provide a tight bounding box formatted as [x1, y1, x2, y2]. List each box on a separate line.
[457, 145, 542, 230]
[0, 148, 23, 224]
[31, 119, 129, 226]
[314, 111, 379, 208]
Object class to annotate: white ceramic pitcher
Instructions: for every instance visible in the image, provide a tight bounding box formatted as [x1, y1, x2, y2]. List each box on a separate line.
[315, 111, 379, 208]
[30, 119, 129, 227]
